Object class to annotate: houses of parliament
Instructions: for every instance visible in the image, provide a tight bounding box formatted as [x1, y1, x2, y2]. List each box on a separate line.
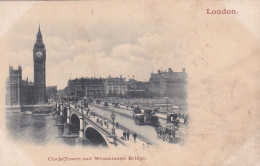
[6, 26, 47, 106]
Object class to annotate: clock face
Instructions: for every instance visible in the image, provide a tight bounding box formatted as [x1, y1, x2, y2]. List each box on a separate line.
[36, 51, 43, 58]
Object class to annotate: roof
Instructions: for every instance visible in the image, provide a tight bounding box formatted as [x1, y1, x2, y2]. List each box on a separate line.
[149, 71, 187, 82]
[104, 77, 126, 86]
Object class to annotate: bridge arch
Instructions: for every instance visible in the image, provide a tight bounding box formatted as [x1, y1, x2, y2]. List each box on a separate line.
[84, 126, 110, 147]
[70, 113, 80, 132]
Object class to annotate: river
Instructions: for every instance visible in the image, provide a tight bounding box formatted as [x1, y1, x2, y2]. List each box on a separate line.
[5, 111, 94, 146]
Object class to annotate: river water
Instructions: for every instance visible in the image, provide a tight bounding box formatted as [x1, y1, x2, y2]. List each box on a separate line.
[5, 111, 86, 146]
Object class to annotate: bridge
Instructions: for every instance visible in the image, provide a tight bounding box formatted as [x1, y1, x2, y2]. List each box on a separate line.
[54, 102, 136, 148]
[53, 99, 187, 148]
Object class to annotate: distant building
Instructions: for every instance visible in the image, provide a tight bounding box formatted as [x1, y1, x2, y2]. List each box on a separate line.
[6, 66, 35, 105]
[127, 79, 149, 92]
[65, 77, 105, 98]
[149, 68, 187, 98]
[104, 76, 127, 96]
[6, 66, 22, 106]
[46, 86, 58, 99]
[33, 25, 47, 104]
[125, 79, 150, 98]
[57, 89, 66, 98]
[5, 25, 48, 106]
[84, 78, 105, 98]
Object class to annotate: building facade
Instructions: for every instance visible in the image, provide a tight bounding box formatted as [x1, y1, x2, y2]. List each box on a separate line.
[5, 26, 47, 106]
[6, 66, 22, 106]
[84, 78, 105, 98]
[5, 66, 36, 105]
[127, 79, 149, 92]
[104, 76, 127, 96]
[149, 68, 187, 98]
[46, 86, 58, 99]
[33, 26, 47, 104]
[65, 78, 105, 98]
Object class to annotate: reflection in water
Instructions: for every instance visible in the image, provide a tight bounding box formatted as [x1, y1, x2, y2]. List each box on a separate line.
[5, 111, 105, 147]
[6, 112, 62, 145]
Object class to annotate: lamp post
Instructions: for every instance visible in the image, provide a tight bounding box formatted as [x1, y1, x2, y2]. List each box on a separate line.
[81, 99, 85, 115]
[166, 98, 169, 112]
[111, 111, 116, 135]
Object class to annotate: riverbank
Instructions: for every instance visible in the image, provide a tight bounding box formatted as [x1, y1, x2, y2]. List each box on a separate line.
[5, 104, 54, 113]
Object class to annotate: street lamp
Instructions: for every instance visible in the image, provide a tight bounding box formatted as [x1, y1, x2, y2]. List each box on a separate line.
[82, 98, 86, 112]
[166, 98, 169, 112]
[111, 111, 116, 135]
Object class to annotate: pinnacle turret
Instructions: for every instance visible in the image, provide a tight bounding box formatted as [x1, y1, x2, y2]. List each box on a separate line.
[37, 24, 42, 41]
[34, 24, 45, 49]
[37, 24, 42, 36]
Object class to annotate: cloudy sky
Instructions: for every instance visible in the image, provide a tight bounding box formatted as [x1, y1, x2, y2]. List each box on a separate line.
[0, 1, 259, 90]
[0, 1, 190, 89]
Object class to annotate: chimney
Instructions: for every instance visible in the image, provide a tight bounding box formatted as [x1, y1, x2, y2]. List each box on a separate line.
[182, 68, 186, 73]
[158, 70, 160, 74]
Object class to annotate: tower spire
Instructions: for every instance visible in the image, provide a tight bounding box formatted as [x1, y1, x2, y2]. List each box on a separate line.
[34, 24, 45, 49]
[38, 23, 42, 36]
[36, 23, 43, 43]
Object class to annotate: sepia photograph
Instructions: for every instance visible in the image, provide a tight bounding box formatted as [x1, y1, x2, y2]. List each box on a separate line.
[0, 0, 259, 166]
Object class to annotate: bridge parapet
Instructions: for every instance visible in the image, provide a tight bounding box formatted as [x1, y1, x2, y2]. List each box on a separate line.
[67, 104, 126, 147]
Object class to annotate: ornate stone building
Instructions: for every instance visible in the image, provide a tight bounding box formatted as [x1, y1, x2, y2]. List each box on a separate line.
[33, 26, 47, 104]
[65, 78, 105, 98]
[6, 66, 23, 105]
[104, 76, 127, 96]
[5, 25, 47, 106]
[5, 66, 35, 105]
[149, 68, 187, 98]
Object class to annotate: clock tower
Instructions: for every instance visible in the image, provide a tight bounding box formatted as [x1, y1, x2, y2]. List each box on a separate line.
[33, 25, 46, 104]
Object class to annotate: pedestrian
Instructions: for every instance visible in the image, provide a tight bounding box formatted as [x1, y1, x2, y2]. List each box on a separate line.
[126, 130, 130, 140]
[104, 119, 107, 126]
[133, 132, 137, 143]
[142, 143, 146, 149]
[146, 142, 151, 148]
[97, 118, 99, 124]
[93, 112, 95, 118]
[123, 131, 126, 140]
[116, 122, 119, 129]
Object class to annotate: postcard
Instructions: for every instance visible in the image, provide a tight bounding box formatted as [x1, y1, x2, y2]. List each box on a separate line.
[0, 0, 259, 166]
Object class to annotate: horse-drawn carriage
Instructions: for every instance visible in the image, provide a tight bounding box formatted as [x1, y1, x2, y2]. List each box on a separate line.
[104, 102, 109, 107]
[133, 107, 159, 127]
[155, 113, 182, 143]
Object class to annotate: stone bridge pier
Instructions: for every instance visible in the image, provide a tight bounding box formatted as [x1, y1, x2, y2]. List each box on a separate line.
[55, 102, 114, 148]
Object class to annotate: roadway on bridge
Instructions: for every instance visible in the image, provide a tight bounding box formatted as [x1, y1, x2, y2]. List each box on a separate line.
[69, 104, 152, 147]
[92, 103, 167, 125]
[89, 104, 166, 145]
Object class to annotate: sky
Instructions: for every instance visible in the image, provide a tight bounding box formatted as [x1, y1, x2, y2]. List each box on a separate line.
[0, 1, 190, 89]
[0, 1, 259, 90]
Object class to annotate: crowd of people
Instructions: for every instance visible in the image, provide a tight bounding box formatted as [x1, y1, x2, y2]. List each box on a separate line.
[121, 131, 138, 143]
[72, 101, 146, 145]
